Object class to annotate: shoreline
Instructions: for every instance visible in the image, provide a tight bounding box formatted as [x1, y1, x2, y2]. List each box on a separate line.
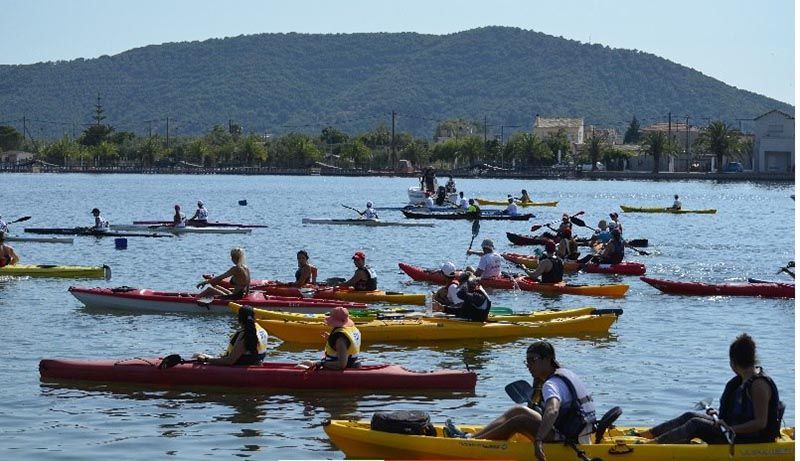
[0, 164, 793, 182]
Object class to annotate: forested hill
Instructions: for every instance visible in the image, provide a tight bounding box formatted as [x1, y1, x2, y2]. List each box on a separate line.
[0, 26, 792, 138]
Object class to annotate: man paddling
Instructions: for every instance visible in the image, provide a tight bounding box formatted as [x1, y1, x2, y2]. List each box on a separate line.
[338, 251, 377, 291]
[503, 196, 520, 216]
[523, 240, 564, 283]
[467, 239, 503, 279]
[91, 208, 110, 232]
[362, 201, 378, 220]
[670, 194, 682, 210]
[191, 201, 209, 222]
[0, 232, 20, 267]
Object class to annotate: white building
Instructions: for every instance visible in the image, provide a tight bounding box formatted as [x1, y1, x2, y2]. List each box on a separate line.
[752, 110, 794, 172]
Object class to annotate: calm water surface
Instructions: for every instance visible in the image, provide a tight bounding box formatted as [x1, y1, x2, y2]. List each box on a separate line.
[0, 174, 794, 459]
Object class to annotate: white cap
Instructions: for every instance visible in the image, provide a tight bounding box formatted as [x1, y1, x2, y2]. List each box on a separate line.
[441, 261, 456, 277]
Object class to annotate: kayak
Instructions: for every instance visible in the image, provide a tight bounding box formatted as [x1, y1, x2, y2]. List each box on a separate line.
[258, 313, 620, 344]
[402, 209, 533, 220]
[68, 286, 368, 314]
[398, 262, 520, 289]
[323, 420, 796, 461]
[620, 205, 717, 214]
[506, 232, 648, 248]
[5, 235, 74, 244]
[475, 198, 558, 207]
[641, 277, 795, 298]
[25, 227, 172, 238]
[0, 264, 110, 279]
[39, 357, 476, 391]
[132, 220, 269, 228]
[502, 252, 646, 276]
[517, 277, 629, 297]
[748, 278, 795, 285]
[111, 224, 252, 234]
[301, 218, 434, 227]
[233, 303, 620, 324]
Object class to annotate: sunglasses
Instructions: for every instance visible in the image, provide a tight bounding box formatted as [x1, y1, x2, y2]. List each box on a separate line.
[525, 356, 543, 366]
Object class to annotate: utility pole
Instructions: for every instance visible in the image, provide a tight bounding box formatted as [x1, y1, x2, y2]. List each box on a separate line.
[391, 111, 396, 169]
[166, 117, 170, 150]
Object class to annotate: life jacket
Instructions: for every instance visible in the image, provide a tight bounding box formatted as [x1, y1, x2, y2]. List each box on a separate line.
[538, 368, 597, 443]
[540, 254, 564, 283]
[324, 325, 362, 366]
[603, 240, 624, 264]
[719, 368, 784, 443]
[354, 266, 378, 291]
[451, 285, 491, 321]
[225, 323, 269, 363]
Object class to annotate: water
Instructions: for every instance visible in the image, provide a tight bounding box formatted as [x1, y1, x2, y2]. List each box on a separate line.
[0, 173, 794, 459]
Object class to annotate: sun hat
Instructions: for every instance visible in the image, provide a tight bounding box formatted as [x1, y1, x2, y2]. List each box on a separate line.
[352, 251, 366, 260]
[325, 306, 354, 328]
[441, 261, 457, 277]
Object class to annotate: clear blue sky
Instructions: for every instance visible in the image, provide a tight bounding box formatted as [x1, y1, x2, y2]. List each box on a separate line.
[2, 0, 795, 104]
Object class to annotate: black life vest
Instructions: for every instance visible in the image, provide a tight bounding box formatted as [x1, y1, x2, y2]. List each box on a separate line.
[540, 255, 564, 283]
[602, 239, 625, 264]
[354, 266, 378, 291]
[719, 369, 784, 443]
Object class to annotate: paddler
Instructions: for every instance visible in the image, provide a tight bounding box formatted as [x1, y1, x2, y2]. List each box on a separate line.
[173, 204, 187, 228]
[467, 239, 503, 279]
[190, 200, 209, 222]
[523, 240, 564, 283]
[292, 250, 318, 287]
[0, 216, 7, 234]
[90, 208, 110, 232]
[362, 201, 378, 220]
[197, 247, 251, 299]
[193, 305, 269, 365]
[590, 220, 612, 244]
[671, 194, 682, 210]
[338, 251, 377, 291]
[594, 229, 625, 264]
[434, 275, 491, 322]
[555, 228, 580, 261]
[519, 189, 533, 203]
[608, 212, 623, 235]
[0, 232, 20, 267]
[457, 192, 469, 209]
[466, 198, 481, 216]
[299, 306, 362, 370]
[502, 196, 520, 216]
[432, 262, 465, 306]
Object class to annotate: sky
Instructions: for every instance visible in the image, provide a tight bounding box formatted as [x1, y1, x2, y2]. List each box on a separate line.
[1, 0, 795, 105]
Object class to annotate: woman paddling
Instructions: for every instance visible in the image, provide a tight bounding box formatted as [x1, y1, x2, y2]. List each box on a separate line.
[299, 306, 362, 370]
[193, 305, 269, 366]
[292, 250, 318, 287]
[197, 247, 251, 299]
[173, 204, 187, 228]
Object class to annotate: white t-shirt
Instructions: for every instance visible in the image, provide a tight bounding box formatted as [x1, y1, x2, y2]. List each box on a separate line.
[672, 199, 682, 209]
[195, 207, 209, 220]
[446, 281, 461, 304]
[505, 202, 519, 215]
[425, 197, 435, 209]
[477, 252, 503, 278]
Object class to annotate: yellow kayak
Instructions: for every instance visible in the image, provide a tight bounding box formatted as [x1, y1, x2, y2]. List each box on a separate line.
[324, 420, 795, 461]
[620, 205, 717, 214]
[476, 198, 558, 207]
[0, 264, 110, 279]
[257, 313, 619, 345]
[234, 304, 602, 323]
[329, 289, 426, 305]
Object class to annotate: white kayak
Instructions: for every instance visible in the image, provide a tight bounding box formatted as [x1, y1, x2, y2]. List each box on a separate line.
[302, 218, 434, 227]
[111, 224, 252, 234]
[5, 235, 74, 244]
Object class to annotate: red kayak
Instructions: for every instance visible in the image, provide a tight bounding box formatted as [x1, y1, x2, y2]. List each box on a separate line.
[68, 286, 367, 314]
[641, 277, 795, 299]
[502, 252, 646, 276]
[39, 357, 477, 391]
[132, 220, 268, 228]
[398, 263, 518, 289]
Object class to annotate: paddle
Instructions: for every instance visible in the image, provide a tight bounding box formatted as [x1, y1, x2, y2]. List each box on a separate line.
[9, 216, 31, 225]
[531, 211, 584, 233]
[341, 204, 365, 216]
[695, 400, 735, 454]
[158, 354, 200, 369]
[777, 262, 795, 279]
[464, 218, 481, 266]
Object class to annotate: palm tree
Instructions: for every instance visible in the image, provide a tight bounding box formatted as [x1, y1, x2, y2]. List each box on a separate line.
[640, 131, 670, 174]
[694, 121, 741, 172]
[586, 132, 608, 170]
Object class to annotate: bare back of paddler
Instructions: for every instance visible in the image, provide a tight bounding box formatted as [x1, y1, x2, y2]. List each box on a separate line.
[197, 247, 251, 299]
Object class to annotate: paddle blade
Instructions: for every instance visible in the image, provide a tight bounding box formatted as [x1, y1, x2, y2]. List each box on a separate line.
[531, 224, 542, 232]
[159, 354, 184, 369]
[471, 219, 480, 238]
[11, 216, 31, 224]
[504, 379, 533, 405]
[570, 216, 588, 228]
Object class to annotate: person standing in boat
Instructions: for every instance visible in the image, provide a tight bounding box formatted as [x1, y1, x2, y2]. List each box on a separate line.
[191, 201, 209, 222]
[362, 201, 378, 220]
[0, 232, 20, 267]
[173, 204, 187, 228]
[193, 305, 269, 366]
[91, 208, 110, 232]
[197, 247, 251, 299]
[523, 240, 564, 284]
[291, 250, 317, 287]
[467, 239, 503, 279]
[338, 251, 377, 291]
[671, 194, 682, 210]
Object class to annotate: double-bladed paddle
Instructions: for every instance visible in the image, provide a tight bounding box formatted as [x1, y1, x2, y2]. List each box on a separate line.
[531, 211, 584, 233]
[464, 219, 481, 266]
[9, 216, 31, 224]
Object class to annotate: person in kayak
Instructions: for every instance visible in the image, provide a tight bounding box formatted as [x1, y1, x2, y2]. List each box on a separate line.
[555, 228, 580, 261]
[444, 340, 597, 460]
[467, 239, 503, 279]
[594, 229, 625, 264]
[523, 240, 564, 283]
[338, 251, 377, 291]
[191, 201, 209, 222]
[0, 232, 20, 267]
[0, 216, 7, 234]
[590, 220, 612, 245]
[519, 189, 533, 203]
[90, 208, 110, 232]
[670, 194, 682, 210]
[503, 196, 520, 216]
[196, 247, 251, 299]
[457, 192, 469, 209]
[608, 212, 623, 235]
[637, 333, 783, 444]
[466, 199, 481, 217]
[436, 275, 491, 322]
[300, 306, 362, 370]
[292, 250, 317, 286]
[193, 305, 269, 366]
[173, 204, 187, 228]
[362, 201, 378, 220]
[545, 214, 571, 240]
[433, 266, 469, 307]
